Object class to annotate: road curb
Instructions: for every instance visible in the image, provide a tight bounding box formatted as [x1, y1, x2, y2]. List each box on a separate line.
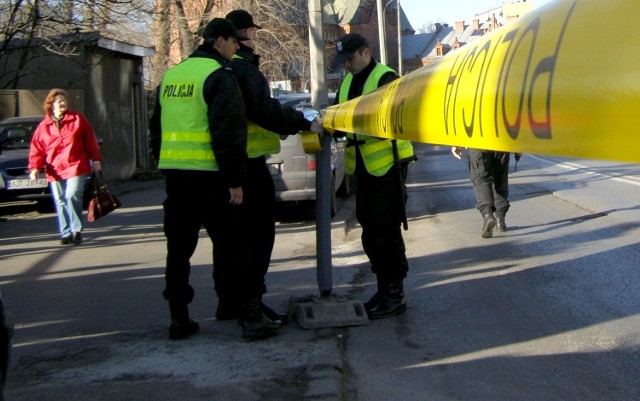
[303, 338, 344, 401]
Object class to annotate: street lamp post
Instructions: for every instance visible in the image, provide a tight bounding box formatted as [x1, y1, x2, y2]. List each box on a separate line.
[379, 0, 394, 64]
[397, 0, 403, 75]
[380, 0, 402, 73]
[376, 0, 387, 64]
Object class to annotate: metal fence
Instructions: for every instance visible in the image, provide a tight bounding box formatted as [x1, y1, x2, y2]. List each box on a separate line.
[0, 91, 18, 121]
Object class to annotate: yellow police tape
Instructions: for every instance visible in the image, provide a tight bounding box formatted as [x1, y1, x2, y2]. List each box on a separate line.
[322, 0, 640, 163]
[300, 131, 323, 153]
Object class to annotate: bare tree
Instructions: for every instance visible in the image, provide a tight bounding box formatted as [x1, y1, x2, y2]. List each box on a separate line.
[416, 20, 447, 34]
[147, 0, 222, 88]
[147, 0, 312, 92]
[223, 0, 312, 92]
[150, 0, 171, 85]
[1, 0, 154, 54]
[1, 0, 156, 89]
[2, 0, 315, 92]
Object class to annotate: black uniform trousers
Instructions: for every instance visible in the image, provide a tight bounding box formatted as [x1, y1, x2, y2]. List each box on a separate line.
[213, 156, 276, 302]
[468, 149, 510, 217]
[354, 153, 409, 283]
[162, 170, 259, 305]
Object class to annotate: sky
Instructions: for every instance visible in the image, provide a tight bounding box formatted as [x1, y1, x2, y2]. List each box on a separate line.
[400, 0, 557, 31]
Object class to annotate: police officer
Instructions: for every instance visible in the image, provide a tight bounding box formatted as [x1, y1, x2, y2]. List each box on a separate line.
[213, 9, 324, 323]
[331, 33, 415, 319]
[452, 147, 513, 237]
[149, 18, 281, 341]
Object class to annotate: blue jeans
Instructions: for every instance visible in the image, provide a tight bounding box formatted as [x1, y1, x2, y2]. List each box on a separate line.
[50, 175, 87, 237]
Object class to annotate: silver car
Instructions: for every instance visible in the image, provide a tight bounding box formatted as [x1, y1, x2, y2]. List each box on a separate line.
[265, 106, 349, 217]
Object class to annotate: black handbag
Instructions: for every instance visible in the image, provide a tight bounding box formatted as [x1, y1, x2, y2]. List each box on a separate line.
[87, 172, 121, 222]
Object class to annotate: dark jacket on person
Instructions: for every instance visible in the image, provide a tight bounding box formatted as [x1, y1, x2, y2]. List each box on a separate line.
[227, 43, 311, 136]
[334, 58, 398, 104]
[149, 45, 248, 188]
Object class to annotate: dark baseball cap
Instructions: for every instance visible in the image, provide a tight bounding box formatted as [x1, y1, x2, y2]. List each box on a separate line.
[330, 33, 368, 70]
[225, 9, 262, 30]
[202, 18, 249, 42]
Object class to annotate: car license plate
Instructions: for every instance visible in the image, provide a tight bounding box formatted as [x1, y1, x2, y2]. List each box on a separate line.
[7, 178, 48, 189]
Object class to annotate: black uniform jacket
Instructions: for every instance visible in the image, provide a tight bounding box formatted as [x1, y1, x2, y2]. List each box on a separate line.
[227, 44, 311, 137]
[334, 58, 398, 103]
[150, 45, 248, 188]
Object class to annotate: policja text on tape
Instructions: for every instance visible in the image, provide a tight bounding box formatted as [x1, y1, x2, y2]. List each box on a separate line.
[322, 0, 640, 163]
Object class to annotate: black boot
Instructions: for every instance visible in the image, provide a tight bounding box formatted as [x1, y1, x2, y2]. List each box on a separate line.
[364, 279, 389, 313]
[495, 215, 507, 232]
[241, 298, 282, 340]
[168, 301, 199, 340]
[481, 213, 496, 238]
[367, 280, 407, 319]
[260, 300, 289, 325]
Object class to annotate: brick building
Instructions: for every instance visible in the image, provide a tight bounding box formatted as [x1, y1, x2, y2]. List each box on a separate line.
[401, 1, 535, 74]
[323, 0, 415, 89]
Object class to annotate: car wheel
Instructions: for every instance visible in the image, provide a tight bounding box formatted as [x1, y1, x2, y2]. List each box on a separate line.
[36, 199, 55, 214]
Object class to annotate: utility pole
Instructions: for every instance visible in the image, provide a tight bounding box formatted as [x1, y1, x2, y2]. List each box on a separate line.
[292, 0, 368, 330]
[309, 0, 328, 110]
[397, 0, 403, 75]
[307, 0, 332, 296]
[377, 0, 387, 64]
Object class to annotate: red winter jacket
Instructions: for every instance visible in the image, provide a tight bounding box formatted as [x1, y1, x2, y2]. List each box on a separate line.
[28, 111, 103, 182]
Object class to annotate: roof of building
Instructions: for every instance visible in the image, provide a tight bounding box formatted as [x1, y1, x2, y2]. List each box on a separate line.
[323, 0, 365, 25]
[400, 1, 533, 63]
[2, 32, 154, 58]
[323, 0, 415, 33]
[321, 0, 530, 64]
[426, 21, 490, 58]
[402, 32, 436, 60]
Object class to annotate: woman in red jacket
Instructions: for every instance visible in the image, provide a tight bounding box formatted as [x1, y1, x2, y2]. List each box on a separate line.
[28, 89, 103, 245]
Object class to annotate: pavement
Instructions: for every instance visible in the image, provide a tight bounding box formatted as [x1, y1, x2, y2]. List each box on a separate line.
[0, 168, 366, 401]
[5, 145, 640, 400]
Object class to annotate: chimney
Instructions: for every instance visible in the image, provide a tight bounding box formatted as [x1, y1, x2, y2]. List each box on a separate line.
[472, 19, 480, 30]
[435, 23, 442, 33]
[455, 20, 465, 32]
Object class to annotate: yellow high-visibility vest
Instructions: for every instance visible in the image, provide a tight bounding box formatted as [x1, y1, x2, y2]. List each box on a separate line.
[247, 122, 280, 158]
[339, 64, 414, 176]
[158, 58, 221, 171]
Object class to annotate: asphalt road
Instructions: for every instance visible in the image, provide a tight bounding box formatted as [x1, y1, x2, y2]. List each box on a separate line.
[345, 146, 640, 401]
[1, 144, 640, 400]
